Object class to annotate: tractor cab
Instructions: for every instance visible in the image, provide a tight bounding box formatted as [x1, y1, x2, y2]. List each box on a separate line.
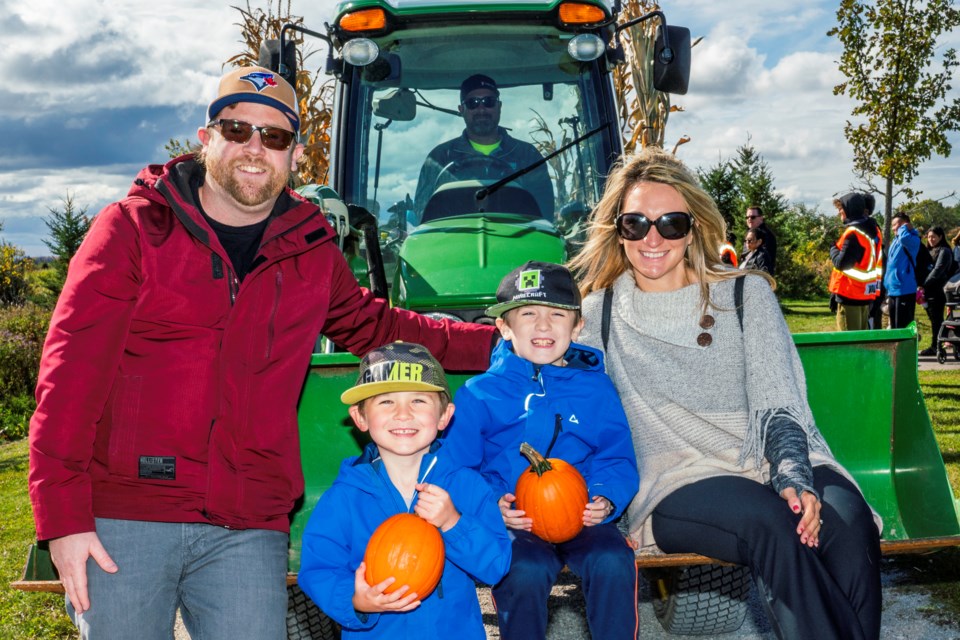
[273, 0, 689, 322]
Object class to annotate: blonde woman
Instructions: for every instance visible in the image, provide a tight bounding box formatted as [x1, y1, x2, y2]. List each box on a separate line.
[569, 148, 882, 640]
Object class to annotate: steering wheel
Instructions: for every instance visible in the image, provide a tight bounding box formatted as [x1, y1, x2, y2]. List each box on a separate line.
[433, 155, 517, 193]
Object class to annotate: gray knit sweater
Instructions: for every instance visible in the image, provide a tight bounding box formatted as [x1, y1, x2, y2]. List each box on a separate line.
[580, 272, 880, 551]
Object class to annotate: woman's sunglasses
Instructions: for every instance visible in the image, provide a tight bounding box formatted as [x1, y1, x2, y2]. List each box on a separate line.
[207, 119, 297, 151]
[461, 96, 500, 110]
[615, 211, 694, 241]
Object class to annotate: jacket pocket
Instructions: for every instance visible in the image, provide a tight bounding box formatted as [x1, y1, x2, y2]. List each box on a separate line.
[107, 374, 143, 477]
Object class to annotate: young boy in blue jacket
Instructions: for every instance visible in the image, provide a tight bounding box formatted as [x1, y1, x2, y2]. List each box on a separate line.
[442, 261, 640, 640]
[298, 342, 511, 639]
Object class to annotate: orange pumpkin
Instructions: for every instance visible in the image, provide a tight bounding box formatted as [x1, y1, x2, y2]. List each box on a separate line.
[514, 442, 588, 543]
[363, 513, 445, 598]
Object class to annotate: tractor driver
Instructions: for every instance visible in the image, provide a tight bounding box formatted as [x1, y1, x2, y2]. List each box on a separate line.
[413, 74, 555, 220]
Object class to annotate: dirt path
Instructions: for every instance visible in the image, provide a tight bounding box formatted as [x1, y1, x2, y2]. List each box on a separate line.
[174, 558, 960, 639]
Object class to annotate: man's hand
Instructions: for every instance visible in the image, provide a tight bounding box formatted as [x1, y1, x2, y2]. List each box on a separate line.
[498, 493, 532, 531]
[49, 532, 118, 613]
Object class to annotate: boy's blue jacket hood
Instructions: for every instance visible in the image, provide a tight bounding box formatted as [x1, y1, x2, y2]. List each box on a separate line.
[297, 440, 510, 640]
[442, 339, 639, 522]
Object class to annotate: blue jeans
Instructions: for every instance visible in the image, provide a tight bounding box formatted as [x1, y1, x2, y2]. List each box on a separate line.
[492, 523, 638, 640]
[68, 518, 288, 640]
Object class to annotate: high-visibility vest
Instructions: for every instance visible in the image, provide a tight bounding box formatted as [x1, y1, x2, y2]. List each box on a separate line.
[828, 226, 883, 300]
[720, 243, 739, 267]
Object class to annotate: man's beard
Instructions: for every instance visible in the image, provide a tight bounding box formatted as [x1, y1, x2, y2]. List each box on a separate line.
[468, 116, 498, 139]
[202, 152, 289, 207]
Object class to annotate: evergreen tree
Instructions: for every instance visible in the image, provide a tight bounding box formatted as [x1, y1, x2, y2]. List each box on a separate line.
[41, 193, 91, 294]
[698, 159, 739, 232]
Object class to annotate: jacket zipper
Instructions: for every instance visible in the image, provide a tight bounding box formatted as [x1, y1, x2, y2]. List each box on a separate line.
[266, 269, 282, 358]
[229, 269, 239, 306]
[544, 413, 563, 458]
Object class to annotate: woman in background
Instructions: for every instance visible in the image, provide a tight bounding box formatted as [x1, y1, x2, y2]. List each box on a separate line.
[920, 226, 956, 356]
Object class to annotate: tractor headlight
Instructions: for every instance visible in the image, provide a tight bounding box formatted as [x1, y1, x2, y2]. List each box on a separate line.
[567, 34, 605, 61]
[342, 38, 380, 67]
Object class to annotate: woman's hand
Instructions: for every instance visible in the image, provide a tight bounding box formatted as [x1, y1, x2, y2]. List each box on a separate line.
[781, 487, 822, 547]
[498, 492, 533, 531]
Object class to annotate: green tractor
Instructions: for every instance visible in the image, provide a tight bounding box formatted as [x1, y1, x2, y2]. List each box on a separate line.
[14, 1, 960, 638]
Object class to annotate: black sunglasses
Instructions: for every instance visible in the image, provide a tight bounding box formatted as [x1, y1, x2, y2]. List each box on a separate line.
[207, 119, 297, 151]
[615, 211, 694, 241]
[461, 96, 500, 110]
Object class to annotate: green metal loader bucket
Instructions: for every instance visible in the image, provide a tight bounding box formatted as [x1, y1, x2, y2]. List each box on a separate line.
[794, 325, 960, 546]
[287, 326, 960, 573]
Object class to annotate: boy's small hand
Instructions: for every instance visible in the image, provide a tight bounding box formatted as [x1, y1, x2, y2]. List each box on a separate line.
[584, 496, 613, 526]
[498, 492, 533, 531]
[414, 483, 460, 532]
[352, 562, 421, 614]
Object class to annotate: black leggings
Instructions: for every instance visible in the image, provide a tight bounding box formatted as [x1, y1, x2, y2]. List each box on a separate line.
[925, 288, 946, 349]
[651, 467, 881, 640]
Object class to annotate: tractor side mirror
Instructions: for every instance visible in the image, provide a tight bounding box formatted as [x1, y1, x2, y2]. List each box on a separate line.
[258, 39, 298, 87]
[373, 89, 417, 121]
[347, 204, 389, 299]
[652, 25, 691, 95]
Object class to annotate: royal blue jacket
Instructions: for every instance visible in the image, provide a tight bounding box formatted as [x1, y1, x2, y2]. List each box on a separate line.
[884, 224, 921, 296]
[442, 340, 639, 521]
[298, 441, 510, 640]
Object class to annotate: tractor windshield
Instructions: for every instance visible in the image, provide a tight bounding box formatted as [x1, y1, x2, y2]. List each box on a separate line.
[337, 28, 620, 257]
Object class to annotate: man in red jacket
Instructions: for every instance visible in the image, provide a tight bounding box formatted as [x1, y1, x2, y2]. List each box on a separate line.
[28, 66, 496, 640]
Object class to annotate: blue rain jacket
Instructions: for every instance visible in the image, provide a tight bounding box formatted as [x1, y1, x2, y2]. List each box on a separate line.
[442, 340, 639, 521]
[298, 440, 510, 639]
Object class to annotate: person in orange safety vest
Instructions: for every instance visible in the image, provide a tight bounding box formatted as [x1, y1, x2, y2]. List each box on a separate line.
[828, 192, 882, 331]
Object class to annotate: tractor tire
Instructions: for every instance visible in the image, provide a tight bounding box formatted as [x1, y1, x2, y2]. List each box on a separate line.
[287, 585, 340, 640]
[644, 564, 751, 635]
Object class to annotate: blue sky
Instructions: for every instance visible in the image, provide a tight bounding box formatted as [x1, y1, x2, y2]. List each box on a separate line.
[2, 0, 958, 256]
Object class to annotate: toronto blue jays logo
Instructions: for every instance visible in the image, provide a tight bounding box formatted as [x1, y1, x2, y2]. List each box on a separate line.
[239, 71, 279, 92]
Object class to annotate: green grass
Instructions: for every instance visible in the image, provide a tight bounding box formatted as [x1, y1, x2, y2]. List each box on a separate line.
[0, 438, 74, 639]
[2, 298, 957, 635]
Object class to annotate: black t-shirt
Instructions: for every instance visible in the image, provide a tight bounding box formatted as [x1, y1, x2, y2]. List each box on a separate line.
[191, 179, 271, 282]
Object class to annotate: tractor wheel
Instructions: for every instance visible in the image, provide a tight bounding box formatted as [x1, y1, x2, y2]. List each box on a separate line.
[287, 585, 340, 640]
[644, 564, 751, 635]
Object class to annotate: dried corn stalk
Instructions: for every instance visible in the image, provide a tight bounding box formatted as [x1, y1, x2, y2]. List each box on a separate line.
[228, 1, 333, 185]
[613, 0, 685, 154]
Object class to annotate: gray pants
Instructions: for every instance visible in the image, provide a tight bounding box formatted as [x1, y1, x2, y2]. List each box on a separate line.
[68, 518, 289, 640]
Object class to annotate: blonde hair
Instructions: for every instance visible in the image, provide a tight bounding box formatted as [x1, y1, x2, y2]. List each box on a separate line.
[568, 147, 774, 310]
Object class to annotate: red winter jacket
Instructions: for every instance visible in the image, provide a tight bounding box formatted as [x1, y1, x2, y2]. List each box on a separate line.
[29, 156, 496, 541]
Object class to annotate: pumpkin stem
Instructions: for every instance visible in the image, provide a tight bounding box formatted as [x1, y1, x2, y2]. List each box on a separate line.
[519, 442, 554, 476]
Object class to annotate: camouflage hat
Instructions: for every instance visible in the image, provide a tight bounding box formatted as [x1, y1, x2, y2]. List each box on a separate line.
[207, 66, 300, 131]
[486, 261, 581, 319]
[341, 342, 450, 405]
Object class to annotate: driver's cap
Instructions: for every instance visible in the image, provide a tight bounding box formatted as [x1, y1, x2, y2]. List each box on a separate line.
[460, 74, 499, 101]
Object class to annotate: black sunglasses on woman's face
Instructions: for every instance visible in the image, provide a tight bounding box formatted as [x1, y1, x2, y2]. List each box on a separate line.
[615, 211, 694, 241]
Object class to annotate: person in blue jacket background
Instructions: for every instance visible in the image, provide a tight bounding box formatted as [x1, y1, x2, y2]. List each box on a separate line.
[883, 212, 922, 329]
[298, 342, 511, 640]
[442, 261, 640, 640]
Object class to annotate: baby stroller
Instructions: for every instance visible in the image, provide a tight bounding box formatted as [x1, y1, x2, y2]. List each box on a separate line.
[937, 274, 960, 364]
